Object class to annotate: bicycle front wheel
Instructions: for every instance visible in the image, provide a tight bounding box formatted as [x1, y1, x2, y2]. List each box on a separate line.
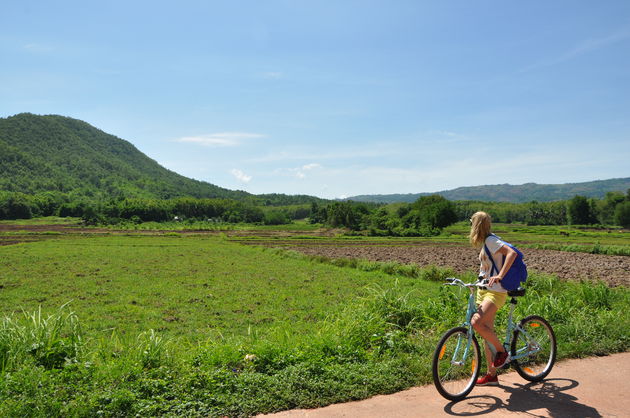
[432, 327, 481, 401]
[511, 315, 556, 382]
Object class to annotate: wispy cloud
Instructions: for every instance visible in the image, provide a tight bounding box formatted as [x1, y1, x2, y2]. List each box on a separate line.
[282, 163, 322, 179]
[521, 28, 630, 72]
[263, 71, 284, 79]
[176, 132, 265, 147]
[230, 169, 252, 183]
[246, 145, 404, 164]
[23, 43, 55, 53]
[301, 163, 321, 171]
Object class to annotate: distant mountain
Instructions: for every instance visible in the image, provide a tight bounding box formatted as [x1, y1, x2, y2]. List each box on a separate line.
[347, 178, 630, 204]
[0, 113, 323, 205]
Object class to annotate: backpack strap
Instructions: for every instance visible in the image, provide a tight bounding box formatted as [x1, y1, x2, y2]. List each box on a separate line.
[484, 242, 500, 276]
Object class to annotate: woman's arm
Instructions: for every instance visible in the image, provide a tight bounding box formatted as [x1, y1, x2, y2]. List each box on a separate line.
[488, 245, 517, 287]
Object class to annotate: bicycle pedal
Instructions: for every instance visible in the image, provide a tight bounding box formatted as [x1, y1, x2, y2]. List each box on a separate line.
[500, 361, 512, 370]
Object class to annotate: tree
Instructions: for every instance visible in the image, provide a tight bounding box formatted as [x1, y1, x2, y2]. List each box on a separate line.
[567, 195, 597, 225]
[614, 201, 630, 228]
[597, 191, 625, 224]
[0, 193, 33, 219]
[412, 195, 458, 229]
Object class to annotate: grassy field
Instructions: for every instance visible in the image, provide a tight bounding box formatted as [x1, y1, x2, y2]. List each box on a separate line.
[0, 235, 422, 339]
[0, 225, 629, 416]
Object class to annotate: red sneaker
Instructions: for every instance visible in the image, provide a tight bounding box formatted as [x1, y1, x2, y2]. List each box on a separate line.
[492, 350, 510, 369]
[476, 373, 498, 386]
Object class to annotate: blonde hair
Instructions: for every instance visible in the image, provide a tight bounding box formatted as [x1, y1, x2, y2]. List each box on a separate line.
[469, 211, 492, 248]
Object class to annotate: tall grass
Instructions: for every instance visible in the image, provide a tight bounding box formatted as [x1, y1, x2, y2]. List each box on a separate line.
[1, 234, 629, 416]
[0, 304, 83, 372]
[1, 272, 628, 416]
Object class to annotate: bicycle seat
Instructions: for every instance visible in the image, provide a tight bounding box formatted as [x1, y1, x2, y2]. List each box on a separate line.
[507, 287, 526, 297]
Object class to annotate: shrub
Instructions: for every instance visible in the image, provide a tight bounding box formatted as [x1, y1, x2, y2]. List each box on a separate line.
[614, 201, 630, 228]
[0, 305, 83, 372]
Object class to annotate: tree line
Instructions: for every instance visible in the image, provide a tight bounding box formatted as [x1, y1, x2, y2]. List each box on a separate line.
[0, 192, 308, 226]
[310, 191, 630, 234]
[1, 190, 629, 231]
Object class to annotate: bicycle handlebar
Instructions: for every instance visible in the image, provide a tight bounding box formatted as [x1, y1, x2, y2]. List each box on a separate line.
[444, 277, 488, 290]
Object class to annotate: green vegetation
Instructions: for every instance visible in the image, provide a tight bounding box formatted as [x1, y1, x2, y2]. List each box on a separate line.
[348, 177, 630, 203]
[0, 113, 325, 207]
[0, 234, 628, 416]
[305, 192, 630, 236]
[310, 195, 458, 236]
[2, 113, 629, 238]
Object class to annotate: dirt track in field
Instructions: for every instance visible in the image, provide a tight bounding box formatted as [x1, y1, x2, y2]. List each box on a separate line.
[242, 241, 630, 287]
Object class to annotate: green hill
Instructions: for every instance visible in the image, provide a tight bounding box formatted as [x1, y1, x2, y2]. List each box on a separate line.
[347, 178, 630, 204]
[3, 113, 626, 207]
[0, 113, 322, 205]
[0, 113, 249, 200]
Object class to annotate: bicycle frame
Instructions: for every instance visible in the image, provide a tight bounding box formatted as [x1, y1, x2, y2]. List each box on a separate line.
[503, 299, 543, 361]
[447, 278, 542, 363]
[444, 282, 479, 366]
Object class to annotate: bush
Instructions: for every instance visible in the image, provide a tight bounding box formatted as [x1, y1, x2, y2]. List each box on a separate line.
[263, 210, 291, 225]
[614, 201, 630, 228]
[0, 305, 83, 372]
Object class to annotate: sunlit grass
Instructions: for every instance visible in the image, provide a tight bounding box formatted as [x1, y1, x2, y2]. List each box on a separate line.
[0, 230, 628, 416]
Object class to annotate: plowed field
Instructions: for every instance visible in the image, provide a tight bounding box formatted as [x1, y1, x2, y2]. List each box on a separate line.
[242, 241, 630, 287]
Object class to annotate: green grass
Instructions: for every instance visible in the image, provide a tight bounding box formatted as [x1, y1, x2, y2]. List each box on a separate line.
[104, 220, 323, 232]
[0, 216, 82, 225]
[444, 221, 630, 248]
[0, 233, 628, 417]
[0, 235, 412, 339]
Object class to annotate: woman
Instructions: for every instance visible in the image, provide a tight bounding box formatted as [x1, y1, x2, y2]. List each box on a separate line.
[469, 211, 517, 386]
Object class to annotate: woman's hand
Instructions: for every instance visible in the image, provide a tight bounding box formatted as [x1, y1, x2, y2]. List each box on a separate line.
[488, 275, 502, 287]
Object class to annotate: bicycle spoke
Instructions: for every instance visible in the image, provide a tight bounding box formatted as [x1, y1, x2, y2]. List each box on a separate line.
[433, 327, 481, 401]
[511, 316, 556, 382]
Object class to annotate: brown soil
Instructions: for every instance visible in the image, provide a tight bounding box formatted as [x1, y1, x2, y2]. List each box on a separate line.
[245, 242, 630, 287]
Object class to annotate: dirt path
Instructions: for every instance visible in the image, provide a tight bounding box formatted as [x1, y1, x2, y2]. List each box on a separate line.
[261, 351, 630, 418]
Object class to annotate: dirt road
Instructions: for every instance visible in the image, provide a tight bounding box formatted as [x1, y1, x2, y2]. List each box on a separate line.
[261, 352, 630, 418]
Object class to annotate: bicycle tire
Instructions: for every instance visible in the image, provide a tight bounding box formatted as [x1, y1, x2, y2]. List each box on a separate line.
[510, 315, 556, 382]
[432, 327, 481, 401]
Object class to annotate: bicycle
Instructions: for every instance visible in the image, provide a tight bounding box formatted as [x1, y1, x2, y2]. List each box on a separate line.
[432, 278, 557, 401]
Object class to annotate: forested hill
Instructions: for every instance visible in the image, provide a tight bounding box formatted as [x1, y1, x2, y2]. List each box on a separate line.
[347, 178, 630, 204]
[0, 113, 321, 205]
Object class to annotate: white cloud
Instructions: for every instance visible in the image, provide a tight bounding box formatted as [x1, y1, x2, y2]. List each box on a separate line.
[176, 132, 265, 147]
[231, 169, 252, 183]
[302, 163, 321, 170]
[263, 72, 284, 79]
[283, 162, 322, 179]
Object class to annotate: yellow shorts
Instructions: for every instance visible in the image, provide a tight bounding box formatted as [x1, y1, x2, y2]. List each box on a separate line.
[476, 289, 508, 310]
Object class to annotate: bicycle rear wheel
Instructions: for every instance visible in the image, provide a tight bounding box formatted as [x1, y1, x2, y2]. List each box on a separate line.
[432, 327, 481, 401]
[511, 315, 556, 382]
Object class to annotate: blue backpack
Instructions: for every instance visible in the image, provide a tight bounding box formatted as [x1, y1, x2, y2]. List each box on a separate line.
[484, 235, 527, 291]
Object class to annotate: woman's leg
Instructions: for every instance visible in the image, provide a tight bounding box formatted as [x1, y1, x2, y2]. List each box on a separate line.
[472, 299, 504, 375]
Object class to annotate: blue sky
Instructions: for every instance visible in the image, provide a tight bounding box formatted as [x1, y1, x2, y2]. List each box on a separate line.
[1, 1, 629, 199]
